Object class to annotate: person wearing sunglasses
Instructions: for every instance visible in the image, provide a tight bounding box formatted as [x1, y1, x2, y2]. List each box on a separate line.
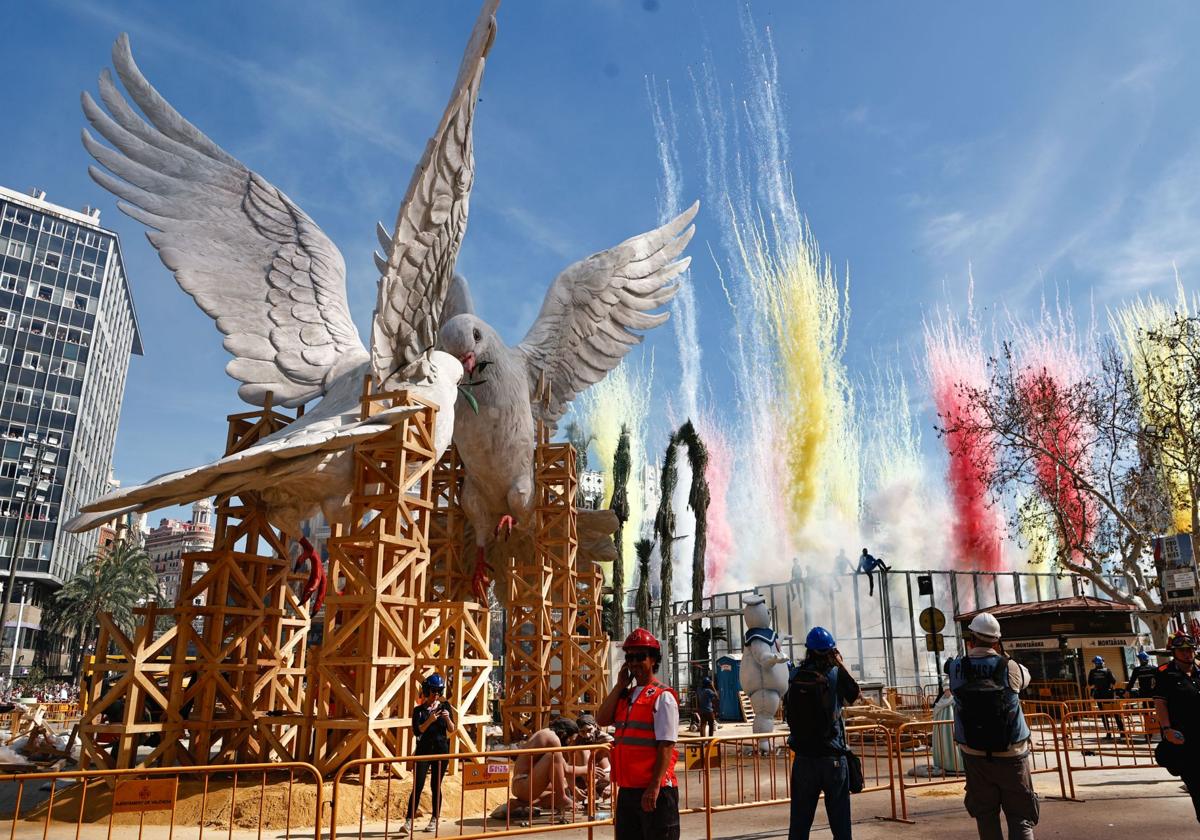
[596, 628, 680, 839]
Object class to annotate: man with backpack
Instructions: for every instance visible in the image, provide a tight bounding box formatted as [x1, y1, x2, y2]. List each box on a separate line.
[947, 612, 1038, 840]
[785, 626, 861, 840]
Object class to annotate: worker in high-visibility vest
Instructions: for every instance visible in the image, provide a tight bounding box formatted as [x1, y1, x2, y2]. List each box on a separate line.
[596, 628, 679, 840]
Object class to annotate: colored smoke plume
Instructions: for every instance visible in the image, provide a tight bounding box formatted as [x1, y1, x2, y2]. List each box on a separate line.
[577, 355, 656, 562]
[924, 298, 1003, 571]
[1112, 282, 1197, 534]
[699, 418, 734, 592]
[1013, 301, 1096, 563]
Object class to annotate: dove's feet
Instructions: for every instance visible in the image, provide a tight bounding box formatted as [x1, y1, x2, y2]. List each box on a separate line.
[297, 536, 327, 611]
[472, 546, 493, 603]
[494, 515, 516, 540]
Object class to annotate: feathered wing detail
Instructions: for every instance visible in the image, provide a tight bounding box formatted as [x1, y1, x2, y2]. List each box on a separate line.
[518, 202, 698, 429]
[81, 34, 367, 408]
[371, 0, 498, 385]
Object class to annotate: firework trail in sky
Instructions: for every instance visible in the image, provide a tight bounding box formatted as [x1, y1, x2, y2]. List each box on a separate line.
[924, 293, 1003, 571]
[681, 11, 858, 582]
[699, 417, 734, 592]
[1112, 281, 1197, 534]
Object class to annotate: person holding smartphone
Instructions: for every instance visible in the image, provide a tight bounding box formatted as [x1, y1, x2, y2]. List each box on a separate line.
[403, 674, 456, 834]
[596, 628, 680, 840]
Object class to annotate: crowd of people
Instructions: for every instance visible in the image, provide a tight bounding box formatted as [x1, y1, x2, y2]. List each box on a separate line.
[0, 677, 76, 704]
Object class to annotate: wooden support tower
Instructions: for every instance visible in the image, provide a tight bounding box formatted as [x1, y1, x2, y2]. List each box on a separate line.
[501, 423, 581, 740]
[310, 382, 438, 778]
[567, 563, 609, 719]
[79, 399, 311, 769]
[420, 445, 492, 761]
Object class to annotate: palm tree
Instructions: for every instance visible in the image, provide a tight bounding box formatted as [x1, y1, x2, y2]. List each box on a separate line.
[655, 437, 678, 643]
[43, 538, 160, 677]
[564, 421, 592, 507]
[609, 425, 631, 638]
[675, 420, 711, 677]
[634, 539, 654, 631]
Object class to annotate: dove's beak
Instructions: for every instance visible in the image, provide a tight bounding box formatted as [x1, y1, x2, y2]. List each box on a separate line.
[459, 352, 476, 375]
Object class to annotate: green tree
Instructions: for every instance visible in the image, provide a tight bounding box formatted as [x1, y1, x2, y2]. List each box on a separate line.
[43, 539, 160, 677]
[609, 425, 631, 638]
[634, 539, 654, 631]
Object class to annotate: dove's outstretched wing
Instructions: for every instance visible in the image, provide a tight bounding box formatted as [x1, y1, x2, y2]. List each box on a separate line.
[518, 202, 698, 429]
[82, 35, 368, 408]
[371, 0, 498, 385]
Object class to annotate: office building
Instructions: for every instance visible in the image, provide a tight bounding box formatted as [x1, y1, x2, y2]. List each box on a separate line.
[0, 185, 142, 674]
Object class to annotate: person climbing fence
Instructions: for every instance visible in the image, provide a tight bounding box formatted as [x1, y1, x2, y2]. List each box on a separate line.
[855, 548, 890, 596]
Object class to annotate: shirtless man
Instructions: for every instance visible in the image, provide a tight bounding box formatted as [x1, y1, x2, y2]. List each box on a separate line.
[511, 717, 582, 817]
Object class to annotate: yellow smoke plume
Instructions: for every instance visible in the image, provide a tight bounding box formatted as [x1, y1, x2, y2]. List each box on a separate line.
[729, 206, 859, 541]
[1111, 283, 1196, 534]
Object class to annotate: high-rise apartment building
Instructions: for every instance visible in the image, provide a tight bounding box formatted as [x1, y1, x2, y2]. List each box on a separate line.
[0, 185, 142, 673]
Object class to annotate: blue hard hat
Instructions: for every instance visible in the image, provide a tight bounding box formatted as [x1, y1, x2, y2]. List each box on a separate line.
[1092, 656, 1104, 665]
[1137, 651, 1150, 663]
[423, 674, 445, 694]
[806, 626, 836, 652]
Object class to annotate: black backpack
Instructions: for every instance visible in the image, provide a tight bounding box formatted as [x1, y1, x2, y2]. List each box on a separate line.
[786, 665, 838, 752]
[953, 656, 1014, 755]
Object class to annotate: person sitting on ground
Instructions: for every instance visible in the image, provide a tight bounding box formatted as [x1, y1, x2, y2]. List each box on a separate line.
[510, 716, 584, 820]
[570, 713, 612, 805]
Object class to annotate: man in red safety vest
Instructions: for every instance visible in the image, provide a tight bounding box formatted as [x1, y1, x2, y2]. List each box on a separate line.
[596, 627, 680, 839]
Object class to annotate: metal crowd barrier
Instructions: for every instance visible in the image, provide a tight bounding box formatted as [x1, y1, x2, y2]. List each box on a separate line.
[329, 743, 610, 840]
[0, 761, 323, 840]
[676, 724, 898, 837]
[894, 713, 1067, 820]
[1060, 708, 1165, 799]
[885, 685, 931, 714]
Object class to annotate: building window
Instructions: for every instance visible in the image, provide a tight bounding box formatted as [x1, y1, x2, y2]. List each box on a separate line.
[58, 360, 76, 378]
[41, 254, 60, 270]
[36, 286, 52, 303]
[52, 394, 70, 412]
[13, 388, 31, 405]
[73, 295, 87, 310]
[0, 275, 19, 292]
[79, 264, 94, 279]
[22, 353, 40, 371]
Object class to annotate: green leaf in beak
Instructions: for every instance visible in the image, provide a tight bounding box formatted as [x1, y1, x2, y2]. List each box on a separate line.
[458, 385, 480, 414]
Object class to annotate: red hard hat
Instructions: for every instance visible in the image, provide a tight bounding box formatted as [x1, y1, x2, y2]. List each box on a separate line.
[622, 628, 661, 651]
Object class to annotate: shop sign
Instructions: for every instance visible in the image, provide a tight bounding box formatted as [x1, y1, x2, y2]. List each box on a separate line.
[1154, 533, 1200, 609]
[1005, 638, 1058, 651]
[1066, 635, 1138, 648]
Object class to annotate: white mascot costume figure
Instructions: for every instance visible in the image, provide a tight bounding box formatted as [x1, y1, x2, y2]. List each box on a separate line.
[740, 593, 791, 735]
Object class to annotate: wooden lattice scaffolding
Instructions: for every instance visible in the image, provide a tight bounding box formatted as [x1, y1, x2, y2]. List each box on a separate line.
[501, 425, 581, 741]
[309, 383, 438, 778]
[79, 400, 311, 769]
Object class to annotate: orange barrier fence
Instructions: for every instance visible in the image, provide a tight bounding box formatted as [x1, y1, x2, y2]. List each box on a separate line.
[0, 761, 323, 840]
[329, 744, 610, 840]
[885, 685, 931, 714]
[676, 724, 898, 837]
[1027, 680, 1081, 701]
[1060, 709, 1165, 799]
[894, 713, 1067, 821]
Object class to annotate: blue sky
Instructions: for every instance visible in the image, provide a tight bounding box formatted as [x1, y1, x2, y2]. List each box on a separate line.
[3, 1, 1199, 522]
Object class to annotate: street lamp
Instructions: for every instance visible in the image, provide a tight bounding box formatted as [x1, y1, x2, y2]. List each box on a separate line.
[0, 433, 59, 670]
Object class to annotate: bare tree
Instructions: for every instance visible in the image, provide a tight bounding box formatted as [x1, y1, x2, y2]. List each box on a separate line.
[944, 338, 1177, 643]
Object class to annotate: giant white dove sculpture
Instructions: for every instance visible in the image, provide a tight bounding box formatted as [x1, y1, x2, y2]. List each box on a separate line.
[432, 201, 698, 599]
[65, 2, 502, 611]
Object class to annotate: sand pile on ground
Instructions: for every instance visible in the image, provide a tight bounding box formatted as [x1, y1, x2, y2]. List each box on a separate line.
[15, 773, 499, 829]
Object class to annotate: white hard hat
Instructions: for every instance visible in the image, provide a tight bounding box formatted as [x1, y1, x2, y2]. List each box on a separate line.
[968, 612, 1002, 641]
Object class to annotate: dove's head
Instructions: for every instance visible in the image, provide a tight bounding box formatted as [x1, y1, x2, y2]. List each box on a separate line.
[438, 314, 496, 378]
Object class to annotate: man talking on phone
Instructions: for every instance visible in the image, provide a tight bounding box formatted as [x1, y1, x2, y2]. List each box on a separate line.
[597, 628, 680, 839]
